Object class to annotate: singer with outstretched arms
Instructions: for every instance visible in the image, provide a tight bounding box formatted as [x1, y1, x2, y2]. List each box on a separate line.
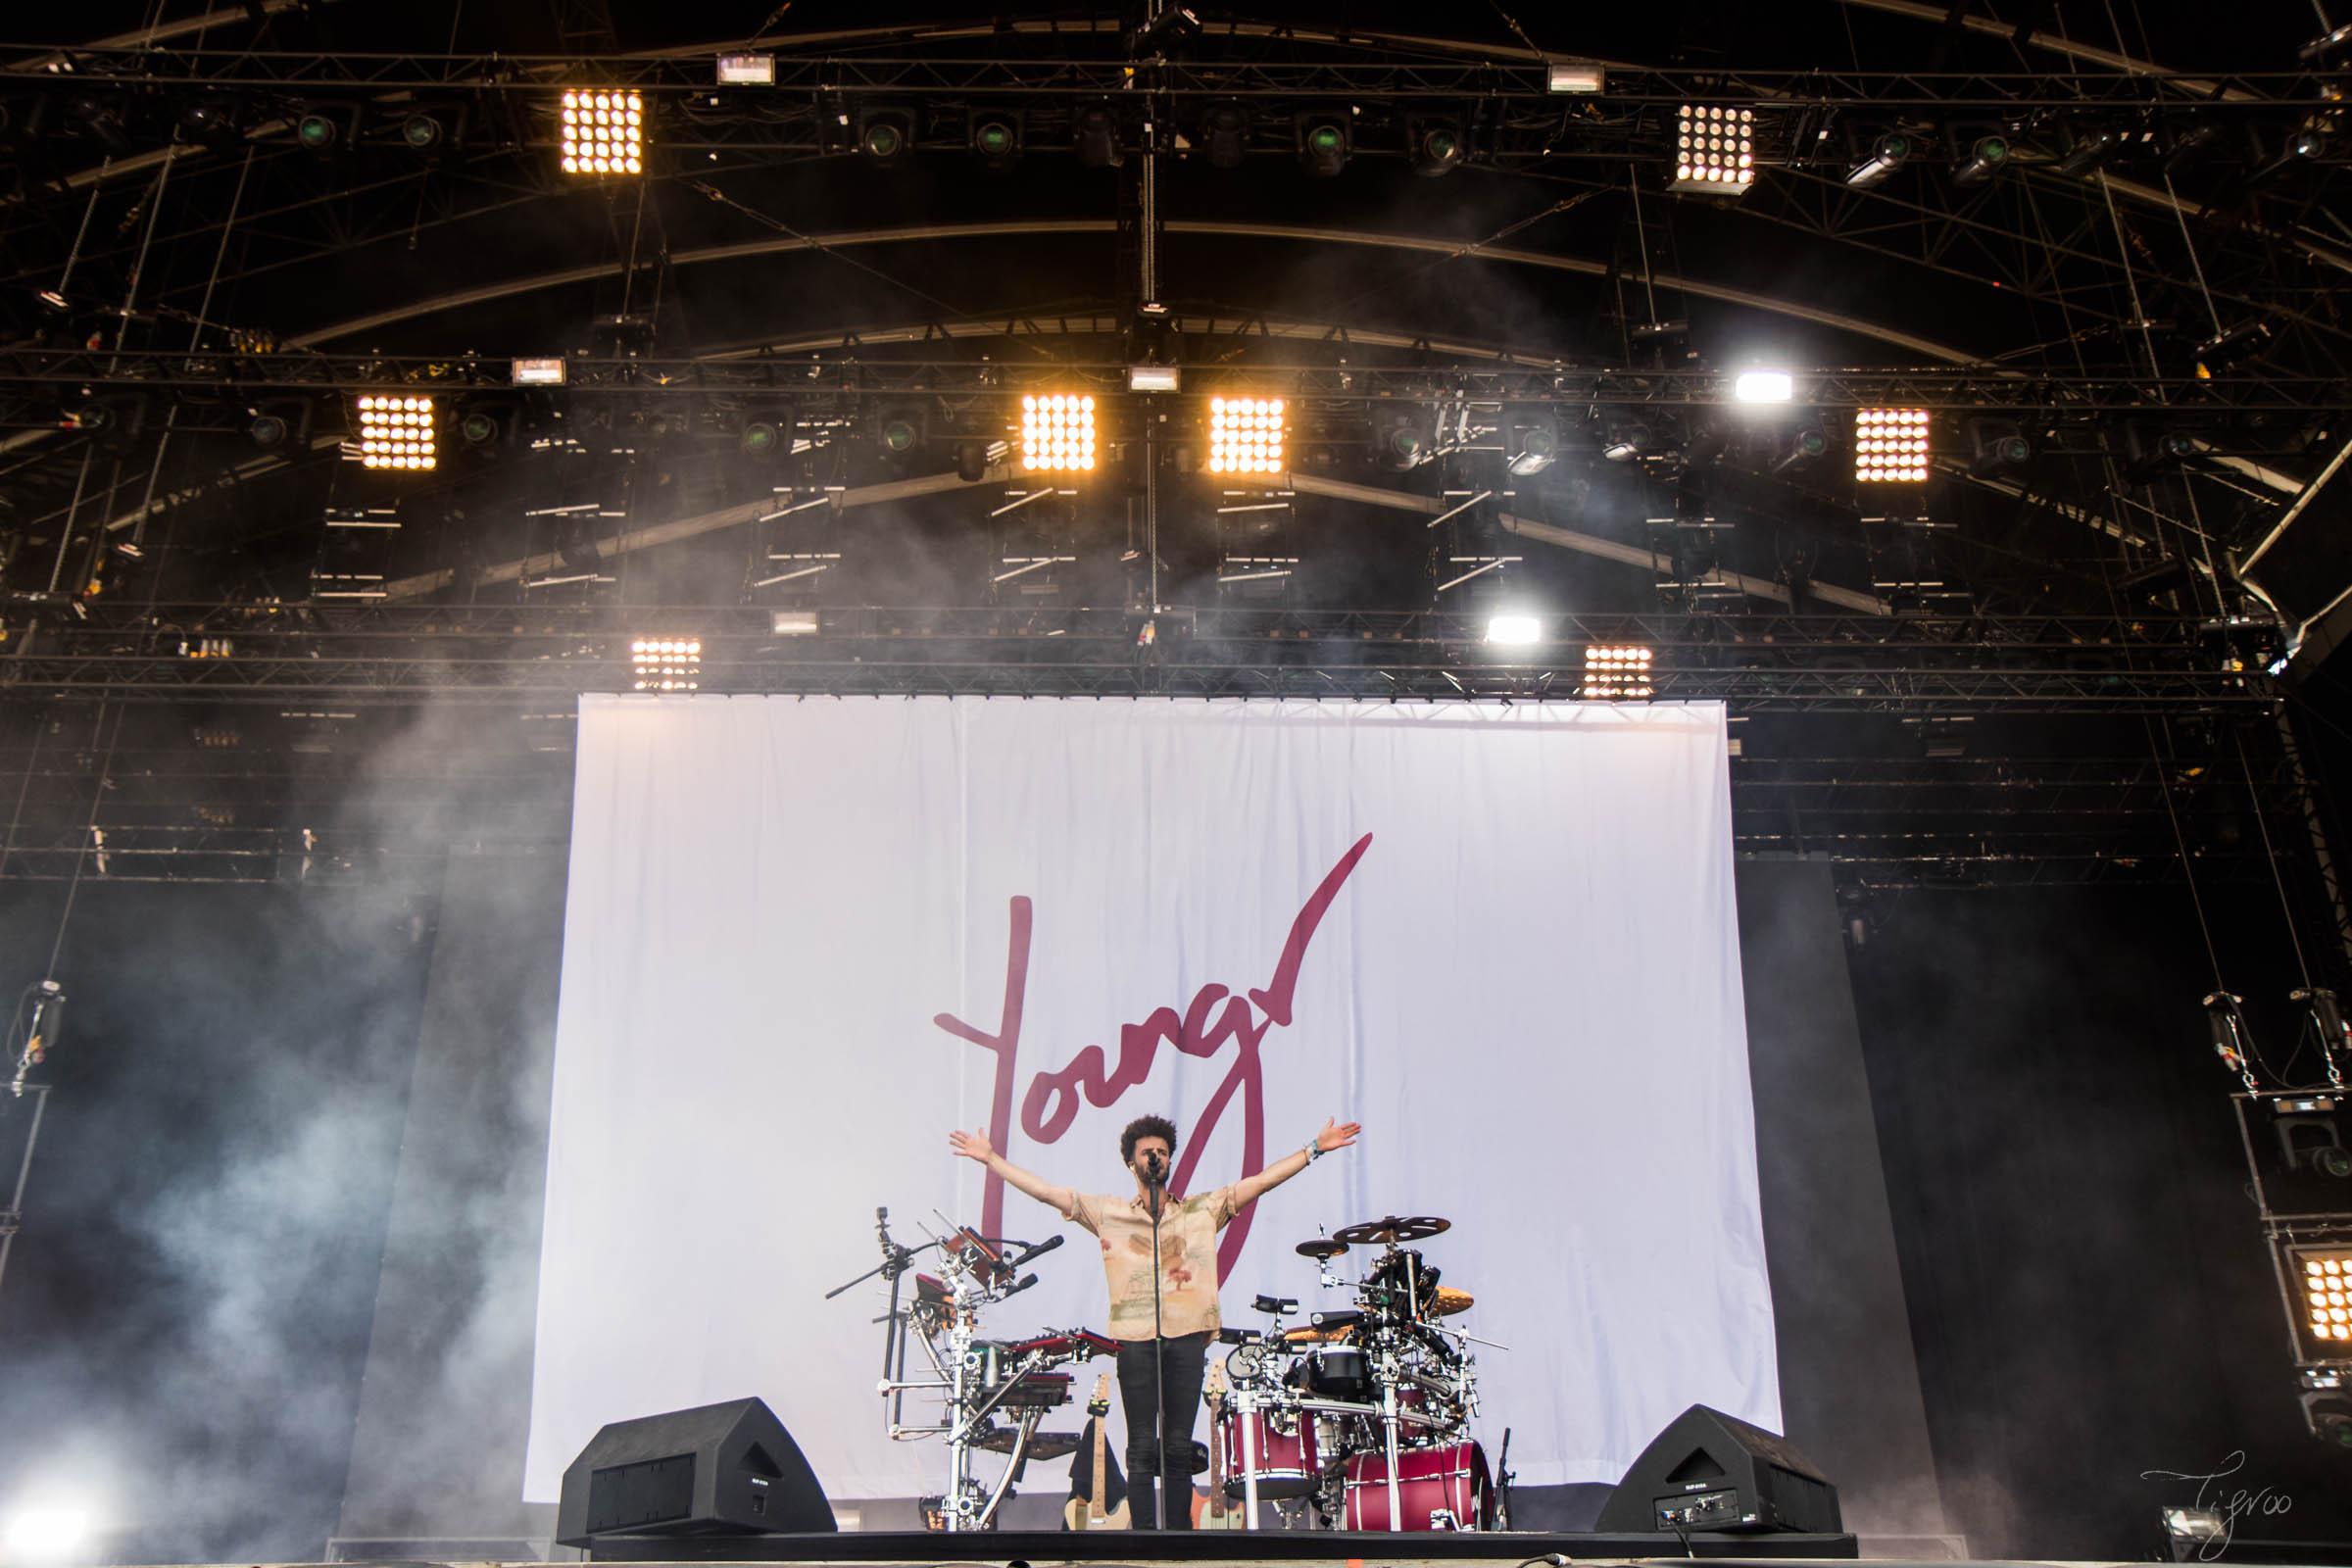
[949, 1112, 1361, 1529]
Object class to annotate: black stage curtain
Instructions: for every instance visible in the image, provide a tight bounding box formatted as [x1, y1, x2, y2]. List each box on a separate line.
[1849, 882, 2352, 1558]
[0, 878, 434, 1565]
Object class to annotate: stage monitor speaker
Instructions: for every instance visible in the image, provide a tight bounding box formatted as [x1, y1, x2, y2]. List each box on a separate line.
[555, 1396, 836, 1544]
[1594, 1404, 1841, 1535]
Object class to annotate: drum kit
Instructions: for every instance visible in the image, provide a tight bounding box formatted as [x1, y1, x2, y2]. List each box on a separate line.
[831, 1206, 1506, 1533]
[1215, 1213, 1508, 1533]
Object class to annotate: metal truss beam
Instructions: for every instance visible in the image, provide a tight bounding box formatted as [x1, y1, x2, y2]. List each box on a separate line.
[0, 604, 2266, 712]
[8, 345, 2345, 414]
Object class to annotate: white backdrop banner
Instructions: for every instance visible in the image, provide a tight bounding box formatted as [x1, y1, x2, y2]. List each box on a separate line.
[522, 696, 1779, 1502]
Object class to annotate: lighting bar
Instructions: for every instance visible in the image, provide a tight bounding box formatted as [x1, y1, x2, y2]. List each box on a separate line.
[1583, 644, 1655, 700]
[1020, 394, 1097, 473]
[716, 54, 775, 85]
[1208, 395, 1285, 475]
[511, 357, 567, 386]
[2300, 1250, 2352, 1347]
[1673, 105, 1753, 196]
[630, 636, 701, 692]
[1854, 407, 1931, 483]
[355, 394, 435, 470]
[1127, 364, 1182, 393]
[1546, 59, 1605, 94]
[560, 89, 643, 176]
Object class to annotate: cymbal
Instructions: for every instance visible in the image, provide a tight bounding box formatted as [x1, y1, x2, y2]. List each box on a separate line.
[1332, 1214, 1451, 1246]
[1432, 1286, 1474, 1317]
[1296, 1238, 1349, 1261]
[1281, 1323, 1352, 1345]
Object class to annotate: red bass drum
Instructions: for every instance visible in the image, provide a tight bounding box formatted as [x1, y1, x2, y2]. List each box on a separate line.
[1341, 1440, 1493, 1532]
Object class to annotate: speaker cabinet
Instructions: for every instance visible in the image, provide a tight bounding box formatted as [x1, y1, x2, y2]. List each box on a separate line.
[556, 1396, 835, 1545]
[1594, 1404, 1841, 1535]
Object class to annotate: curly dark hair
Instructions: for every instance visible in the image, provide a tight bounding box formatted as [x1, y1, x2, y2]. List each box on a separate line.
[1120, 1114, 1178, 1167]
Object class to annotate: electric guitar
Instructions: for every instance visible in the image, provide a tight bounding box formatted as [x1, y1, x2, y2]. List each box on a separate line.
[1195, 1362, 1247, 1529]
[1063, 1373, 1131, 1530]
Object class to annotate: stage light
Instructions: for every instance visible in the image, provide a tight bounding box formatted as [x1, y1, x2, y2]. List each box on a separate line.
[630, 637, 701, 693]
[1507, 416, 1560, 477]
[1021, 394, 1098, 473]
[401, 112, 444, 150]
[5, 1508, 89, 1560]
[859, 109, 913, 163]
[2195, 318, 2275, 377]
[1201, 103, 1249, 169]
[1127, 364, 1181, 393]
[2052, 124, 2123, 177]
[1583, 644, 1655, 700]
[1853, 408, 1930, 483]
[1486, 614, 1542, 645]
[970, 110, 1022, 170]
[1546, 59, 1605, 94]
[1603, 423, 1649, 463]
[1673, 105, 1753, 196]
[1773, 426, 1830, 473]
[1967, 416, 2032, 477]
[740, 419, 785, 458]
[355, 394, 437, 470]
[1208, 396, 1285, 475]
[771, 611, 820, 635]
[1076, 105, 1121, 169]
[1845, 131, 1911, 188]
[2299, 1251, 2352, 1344]
[1297, 114, 1349, 176]
[248, 413, 287, 448]
[2161, 1508, 2227, 1552]
[1378, 409, 1433, 470]
[1734, 369, 1792, 404]
[1409, 115, 1466, 177]
[560, 88, 643, 176]
[296, 111, 341, 151]
[716, 54, 775, 85]
[511, 357, 567, 386]
[1952, 133, 2010, 185]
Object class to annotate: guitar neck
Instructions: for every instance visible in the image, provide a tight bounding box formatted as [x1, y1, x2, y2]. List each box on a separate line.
[1091, 1414, 1107, 1522]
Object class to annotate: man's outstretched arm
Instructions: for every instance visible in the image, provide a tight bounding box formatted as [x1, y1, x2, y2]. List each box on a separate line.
[1231, 1116, 1361, 1208]
[950, 1127, 1077, 1217]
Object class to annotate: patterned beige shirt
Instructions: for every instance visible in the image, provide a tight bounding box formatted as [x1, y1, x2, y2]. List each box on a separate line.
[1063, 1185, 1244, 1341]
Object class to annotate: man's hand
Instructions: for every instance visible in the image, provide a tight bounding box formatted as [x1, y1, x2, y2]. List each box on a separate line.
[949, 1128, 996, 1165]
[1315, 1118, 1362, 1154]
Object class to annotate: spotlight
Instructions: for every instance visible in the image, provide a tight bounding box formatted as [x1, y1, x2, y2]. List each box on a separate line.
[1853, 407, 1930, 482]
[970, 110, 1023, 170]
[1602, 422, 1649, 463]
[560, 88, 644, 176]
[1773, 425, 1830, 473]
[1506, 415, 1560, 477]
[1021, 393, 1098, 473]
[1207, 396, 1285, 475]
[1296, 114, 1349, 176]
[1672, 105, 1754, 196]
[401, 112, 444, 150]
[1377, 409, 1434, 470]
[875, 402, 928, 459]
[4, 1508, 89, 1561]
[859, 108, 914, 163]
[629, 637, 702, 693]
[248, 413, 287, 448]
[739, 418, 787, 459]
[2052, 124, 2123, 177]
[955, 438, 990, 482]
[2294, 1250, 2352, 1348]
[1952, 132, 2011, 185]
[1583, 644, 1655, 700]
[178, 98, 244, 153]
[456, 401, 519, 453]
[1967, 416, 2032, 476]
[1485, 613, 1542, 645]
[68, 395, 149, 456]
[2195, 318, 2275, 377]
[1845, 130, 1912, 188]
[295, 107, 350, 152]
[1200, 103, 1249, 169]
[1076, 104, 1121, 169]
[1408, 115, 1466, 177]
[1734, 369, 1793, 404]
[2251, 126, 2328, 187]
[2274, 1098, 2352, 1180]
[355, 393, 437, 471]
[2301, 23, 2352, 64]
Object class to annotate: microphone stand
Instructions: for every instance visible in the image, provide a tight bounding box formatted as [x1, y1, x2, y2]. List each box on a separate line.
[1145, 1152, 1168, 1530]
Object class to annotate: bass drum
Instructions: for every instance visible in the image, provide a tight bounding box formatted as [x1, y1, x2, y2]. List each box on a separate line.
[1217, 1405, 1320, 1500]
[1341, 1440, 1493, 1532]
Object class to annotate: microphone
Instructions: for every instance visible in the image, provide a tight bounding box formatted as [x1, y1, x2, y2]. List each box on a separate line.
[1010, 1234, 1064, 1268]
[1002, 1272, 1040, 1299]
[1143, 1151, 1166, 1186]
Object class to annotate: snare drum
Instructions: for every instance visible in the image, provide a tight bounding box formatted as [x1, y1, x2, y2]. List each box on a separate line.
[1287, 1344, 1370, 1403]
[1341, 1439, 1492, 1532]
[1218, 1405, 1320, 1499]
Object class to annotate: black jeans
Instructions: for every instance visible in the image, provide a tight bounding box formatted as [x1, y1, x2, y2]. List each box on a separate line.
[1115, 1330, 1212, 1529]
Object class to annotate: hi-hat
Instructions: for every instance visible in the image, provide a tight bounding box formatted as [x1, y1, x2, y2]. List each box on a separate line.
[1332, 1214, 1450, 1245]
[1432, 1285, 1474, 1317]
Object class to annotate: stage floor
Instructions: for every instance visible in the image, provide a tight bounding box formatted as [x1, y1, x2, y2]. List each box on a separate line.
[569, 1530, 1858, 1562]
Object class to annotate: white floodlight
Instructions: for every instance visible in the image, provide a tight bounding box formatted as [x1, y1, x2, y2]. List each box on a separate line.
[5, 1509, 91, 1561]
[511, 357, 567, 386]
[1546, 59, 1605, 94]
[716, 54, 775, 85]
[1485, 614, 1543, 645]
[1127, 364, 1182, 393]
[770, 611, 820, 636]
[1734, 369, 1793, 404]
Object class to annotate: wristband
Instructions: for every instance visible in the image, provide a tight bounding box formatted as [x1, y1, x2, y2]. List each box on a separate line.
[1304, 1136, 1322, 1163]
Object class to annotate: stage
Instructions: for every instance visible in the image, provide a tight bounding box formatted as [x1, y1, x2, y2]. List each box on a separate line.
[572, 1532, 1858, 1562]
